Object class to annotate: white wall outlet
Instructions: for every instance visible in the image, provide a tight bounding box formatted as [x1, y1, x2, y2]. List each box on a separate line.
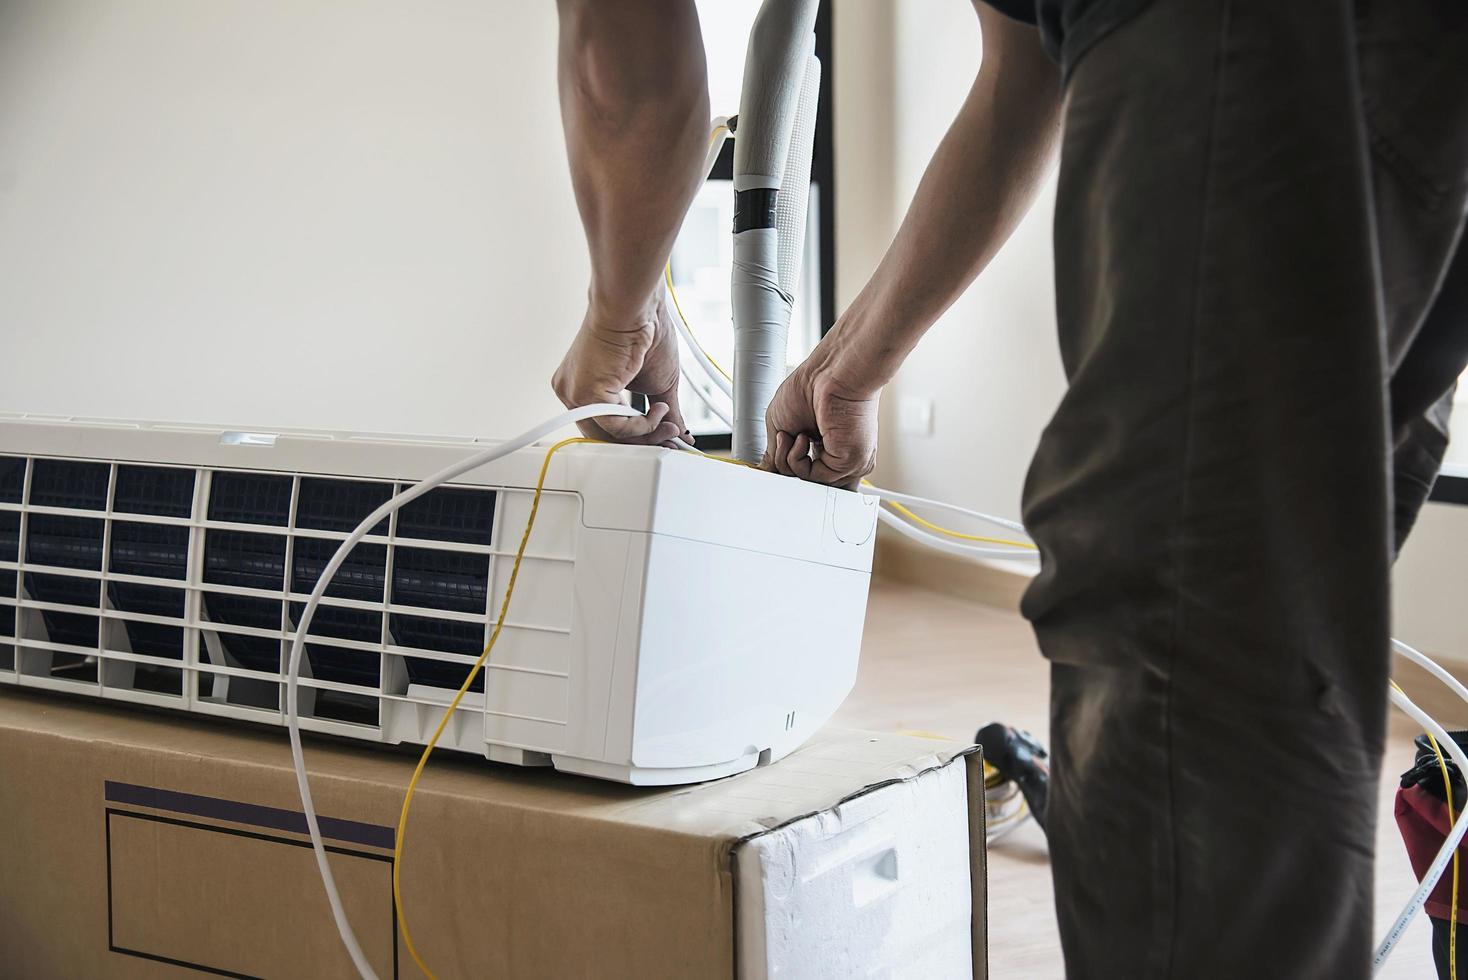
[897, 396, 934, 437]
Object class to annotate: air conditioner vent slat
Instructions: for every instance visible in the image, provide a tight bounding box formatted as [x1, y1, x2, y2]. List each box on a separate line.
[397, 487, 496, 546]
[0, 456, 24, 504]
[203, 530, 286, 590]
[297, 477, 391, 534]
[26, 571, 100, 609]
[110, 522, 189, 580]
[290, 539, 386, 602]
[29, 459, 108, 511]
[207, 472, 292, 526]
[114, 465, 194, 518]
[26, 514, 104, 571]
[391, 547, 490, 615]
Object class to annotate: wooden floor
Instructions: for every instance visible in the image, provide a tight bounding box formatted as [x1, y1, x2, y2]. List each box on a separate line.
[832, 578, 1438, 979]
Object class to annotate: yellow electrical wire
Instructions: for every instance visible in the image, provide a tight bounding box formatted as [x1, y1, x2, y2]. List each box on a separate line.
[665, 264, 731, 384]
[874, 493, 1036, 551]
[393, 435, 598, 980]
[1428, 728, 1459, 980]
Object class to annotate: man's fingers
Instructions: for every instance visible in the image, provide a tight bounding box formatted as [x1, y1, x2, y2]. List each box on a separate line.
[573, 417, 613, 441]
[772, 431, 794, 476]
[644, 388, 691, 447]
[596, 401, 669, 443]
[808, 447, 872, 490]
[647, 381, 687, 437]
[808, 459, 860, 490]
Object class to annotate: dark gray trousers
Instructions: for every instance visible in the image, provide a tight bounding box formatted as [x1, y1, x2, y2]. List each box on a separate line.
[1020, 1, 1468, 977]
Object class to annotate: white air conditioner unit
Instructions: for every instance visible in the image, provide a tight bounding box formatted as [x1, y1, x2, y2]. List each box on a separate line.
[0, 416, 877, 785]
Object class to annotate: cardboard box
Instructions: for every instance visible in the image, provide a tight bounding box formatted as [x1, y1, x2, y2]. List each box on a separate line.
[0, 689, 986, 979]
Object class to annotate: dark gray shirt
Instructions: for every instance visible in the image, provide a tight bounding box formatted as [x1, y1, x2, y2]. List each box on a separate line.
[983, 0, 1151, 78]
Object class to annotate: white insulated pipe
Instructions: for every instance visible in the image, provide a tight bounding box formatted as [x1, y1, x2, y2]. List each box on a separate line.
[731, 0, 820, 463]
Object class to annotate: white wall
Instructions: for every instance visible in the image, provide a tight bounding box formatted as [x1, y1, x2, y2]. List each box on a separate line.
[858, 0, 1066, 529]
[0, 0, 586, 438]
[1395, 502, 1468, 661]
[830, 0, 898, 311]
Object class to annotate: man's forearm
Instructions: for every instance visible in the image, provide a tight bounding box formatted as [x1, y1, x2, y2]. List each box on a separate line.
[823, 8, 1062, 392]
[557, 0, 710, 327]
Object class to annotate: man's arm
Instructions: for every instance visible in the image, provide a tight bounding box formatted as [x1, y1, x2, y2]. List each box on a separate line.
[551, 0, 710, 444]
[762, 6, 1062, 485]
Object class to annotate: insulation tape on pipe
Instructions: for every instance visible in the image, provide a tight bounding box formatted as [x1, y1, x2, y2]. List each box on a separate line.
[732, 227, 794, 463]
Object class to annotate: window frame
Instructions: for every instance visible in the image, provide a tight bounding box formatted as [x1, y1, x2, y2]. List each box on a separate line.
[1431, 473, 1468, 506]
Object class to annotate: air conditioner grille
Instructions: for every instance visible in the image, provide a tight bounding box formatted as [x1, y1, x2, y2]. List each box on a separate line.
[290, 538, 386, 601]
[0, 455, 574, 748]
[207, 472, 292, 526]
[297, 477, 391, 534]
[29, 459, 108, 511]
[397, 487, 495, 545]
[110, 522, 189, 580]
[27, 514, 104, 570]
[114, 464, 194, 518]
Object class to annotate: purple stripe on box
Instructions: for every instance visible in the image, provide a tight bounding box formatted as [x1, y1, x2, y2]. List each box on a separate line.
[104, 780, 394, 850]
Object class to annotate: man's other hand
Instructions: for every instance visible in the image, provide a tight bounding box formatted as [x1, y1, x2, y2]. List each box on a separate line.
[759, 343, 879, 490]
[552, 295, 690, 446]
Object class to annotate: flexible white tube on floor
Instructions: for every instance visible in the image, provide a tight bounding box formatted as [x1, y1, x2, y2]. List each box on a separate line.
[286, 403, 641, 980]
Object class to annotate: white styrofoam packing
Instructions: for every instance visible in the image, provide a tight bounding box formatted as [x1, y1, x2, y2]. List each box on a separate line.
[737, 755, 975, 979]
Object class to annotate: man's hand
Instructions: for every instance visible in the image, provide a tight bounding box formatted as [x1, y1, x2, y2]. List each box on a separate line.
[759, 339, 880, 490]
[552, 294, 690, 445]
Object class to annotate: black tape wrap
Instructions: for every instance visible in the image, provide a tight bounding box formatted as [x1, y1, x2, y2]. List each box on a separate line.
[734, 188, 778, 233]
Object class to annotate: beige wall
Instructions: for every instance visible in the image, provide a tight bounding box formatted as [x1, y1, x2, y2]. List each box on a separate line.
[0, 0, 585, 438]
[1395, 503, 1468, 662]
[832, 0, 1063, 598]
[831, 0, 898, 312]
[879, 0, 1066, 526]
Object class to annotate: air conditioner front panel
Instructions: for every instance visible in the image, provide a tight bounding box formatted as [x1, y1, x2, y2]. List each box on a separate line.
[0, 416, 876, 785]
